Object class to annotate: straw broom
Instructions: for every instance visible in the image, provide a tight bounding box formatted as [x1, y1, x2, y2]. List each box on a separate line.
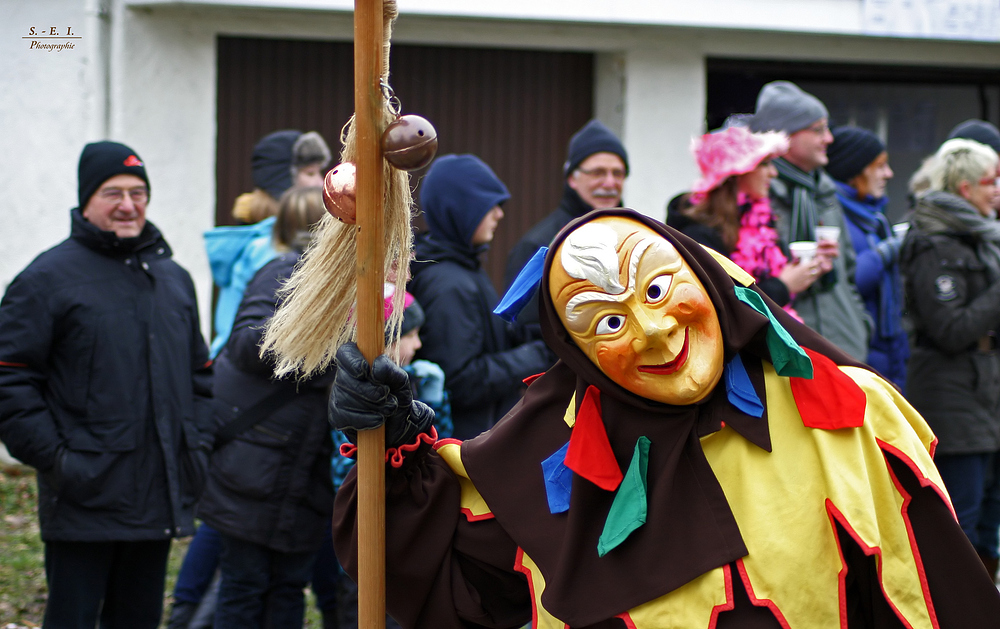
[260, 1, 411, 625]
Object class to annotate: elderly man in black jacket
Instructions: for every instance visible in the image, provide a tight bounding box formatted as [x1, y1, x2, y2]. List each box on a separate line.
[0, 141, 214, 629]
[503, 119, 629, 344]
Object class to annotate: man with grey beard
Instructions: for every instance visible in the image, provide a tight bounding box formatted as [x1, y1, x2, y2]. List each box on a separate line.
[503, 119, 629, 345]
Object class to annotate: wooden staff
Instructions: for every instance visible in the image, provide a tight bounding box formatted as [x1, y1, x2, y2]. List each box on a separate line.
[354, 0, 387, 626]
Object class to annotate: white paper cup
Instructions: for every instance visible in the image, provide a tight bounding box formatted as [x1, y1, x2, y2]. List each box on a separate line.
[789, 240, 818, 262]
[814, 226, 841, 243]
[892, 223, 909, 239]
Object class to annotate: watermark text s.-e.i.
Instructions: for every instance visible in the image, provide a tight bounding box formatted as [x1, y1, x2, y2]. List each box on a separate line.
[24, 27, 81, 52]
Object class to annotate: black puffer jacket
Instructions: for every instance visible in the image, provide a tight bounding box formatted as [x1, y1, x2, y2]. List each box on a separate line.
[902, 191, 1000, 454]
[197, 252, 335, 554]
[410, 234, 550, 440]
[0, 209, 214, 542]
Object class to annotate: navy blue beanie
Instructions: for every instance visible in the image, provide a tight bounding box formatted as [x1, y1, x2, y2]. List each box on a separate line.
[252, 130, 302, 199]
[563, 119, 630, 177]
[947, 119, 1000, 154]
[78, 141, 150, 209]
[826, 126, 886, 183]
[420, 154, 510, 247]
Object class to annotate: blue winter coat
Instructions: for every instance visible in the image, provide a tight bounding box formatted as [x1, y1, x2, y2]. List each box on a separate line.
[203, 216, 277, 357]
[835, 181, 909, 388]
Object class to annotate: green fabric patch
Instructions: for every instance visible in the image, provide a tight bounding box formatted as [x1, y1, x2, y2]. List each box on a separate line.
[598, 437, 650, 557]
[734, 286, 813, 379]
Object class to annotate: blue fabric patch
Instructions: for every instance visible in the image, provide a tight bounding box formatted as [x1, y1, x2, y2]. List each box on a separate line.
[724, 354, 763, 418]
[542, 441, 572, 514]
[494, 247, 548, 323]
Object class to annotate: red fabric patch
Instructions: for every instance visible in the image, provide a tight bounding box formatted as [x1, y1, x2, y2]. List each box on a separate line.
[564, 386, 623, 491]
[790, 348, 866, 430]
[523, 373, 544, 386]
[123, 155, 143, 167]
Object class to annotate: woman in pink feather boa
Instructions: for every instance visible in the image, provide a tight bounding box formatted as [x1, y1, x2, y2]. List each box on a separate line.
[666, 124, 825, 312]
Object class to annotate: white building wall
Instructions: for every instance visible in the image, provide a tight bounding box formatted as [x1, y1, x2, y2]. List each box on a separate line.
[2, 0, 106, 288]
[111, 6, 219, 329]
[619, 46, 706, 221]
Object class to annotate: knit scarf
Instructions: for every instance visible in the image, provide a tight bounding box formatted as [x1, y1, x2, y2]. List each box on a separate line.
[773, 157, 819, 242]
[912, 190, 1000, 283]
[834, 182, 904, 339]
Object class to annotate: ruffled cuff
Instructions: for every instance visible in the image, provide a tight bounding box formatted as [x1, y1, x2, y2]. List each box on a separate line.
[338, 425, 440, 468]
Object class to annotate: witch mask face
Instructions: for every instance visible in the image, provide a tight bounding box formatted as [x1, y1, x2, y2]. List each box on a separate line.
[549, 216, 724, 405]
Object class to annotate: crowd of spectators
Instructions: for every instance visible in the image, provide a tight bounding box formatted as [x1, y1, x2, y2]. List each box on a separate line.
[2, 78, 1000, 628]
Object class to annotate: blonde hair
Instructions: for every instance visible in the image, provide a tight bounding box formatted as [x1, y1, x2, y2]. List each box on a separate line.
[231, 188, 279, 224]
[908, 155, 937, 198]
[929, 138, 999, 195]
[273, 186, 325, 252]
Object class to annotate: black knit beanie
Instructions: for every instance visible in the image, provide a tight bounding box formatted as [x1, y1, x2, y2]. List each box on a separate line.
[563, 119, 629, 176]
[826, 126, 885, 183]
[947, 119, 1000, 154]
[78, 141, 150, 209]
[251, 130, 302, 199]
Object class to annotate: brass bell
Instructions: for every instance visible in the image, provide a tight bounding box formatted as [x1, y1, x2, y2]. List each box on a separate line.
[381, 114, 438, 171]
[323, 162, 357, 224]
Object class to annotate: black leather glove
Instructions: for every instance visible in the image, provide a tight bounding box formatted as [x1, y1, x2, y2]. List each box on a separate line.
[329, 342, 434, 448]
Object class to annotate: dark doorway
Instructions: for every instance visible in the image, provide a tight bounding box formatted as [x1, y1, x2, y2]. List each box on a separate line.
[216, 36, 594, 290]
[706, 58, 1000, 221]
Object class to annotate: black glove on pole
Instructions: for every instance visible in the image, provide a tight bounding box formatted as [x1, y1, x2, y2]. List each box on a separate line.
[329, 342, 434, 448]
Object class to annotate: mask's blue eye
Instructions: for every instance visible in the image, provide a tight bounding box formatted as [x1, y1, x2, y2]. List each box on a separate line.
[596, 314, 626, 335]
[646, 275, 672, 303]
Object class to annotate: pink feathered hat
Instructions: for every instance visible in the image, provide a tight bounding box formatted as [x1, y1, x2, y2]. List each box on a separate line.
[690, 126, 789, 196]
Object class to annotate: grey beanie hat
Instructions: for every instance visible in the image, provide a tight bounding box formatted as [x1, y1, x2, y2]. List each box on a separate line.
[292, 131, 332, 170]
[749, 81, 829, 135]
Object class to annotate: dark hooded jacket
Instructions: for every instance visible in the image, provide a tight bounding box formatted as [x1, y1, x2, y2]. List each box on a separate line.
[410, 154, 551, 439]
[0, 208, 214, 542]
[901, 190, 1000, 455]
[196, 252, 335, 554]
[335, 208, 1000, 628]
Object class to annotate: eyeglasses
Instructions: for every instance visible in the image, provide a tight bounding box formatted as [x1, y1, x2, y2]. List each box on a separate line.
[805, 123, 830, 136]
[98, 187, 149, 204]
[978, 177, 1000, 187]
[575, 167, 627, 181]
